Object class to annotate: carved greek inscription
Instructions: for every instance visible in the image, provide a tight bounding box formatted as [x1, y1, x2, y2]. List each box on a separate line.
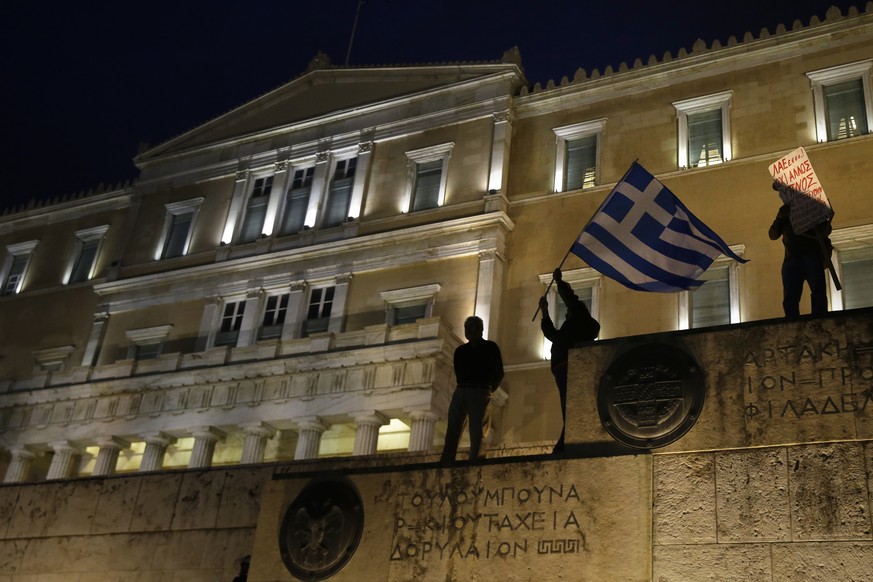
[742, 339, 873, 422]
[387, 483, 586, 562]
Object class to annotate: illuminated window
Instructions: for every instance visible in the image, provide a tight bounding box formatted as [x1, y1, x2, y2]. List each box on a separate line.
[68, 225, 109, 284]
[278, 167, 314, 235]
[323, 158, 357, 228]
[678, 247, 744, 330]
[1, 240, 38, 296]
[260, 293, 290, 339]
[828, 224, 873, 311]
[158, 198, 202, 260]
[215, 300, 246, 346]
[807, 60, 872, 142]
[673, 92, 732, 169]
[553, 119, 605, 192]
[404, 143, 453, 213]
[303, 286, 334, 336]
[239, 175, 274, 242]
[380, 284, 441, 325]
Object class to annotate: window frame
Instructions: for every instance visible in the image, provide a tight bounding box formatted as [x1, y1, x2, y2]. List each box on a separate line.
[678, 245, 744, 330]
[806, 60, 873, 143]
[277, 165, 315, 236]
[673, 91, 733, 169]
[302, 285, 335, 336]
[238, 173, 275, 243]
[215, 299, 247, 347]
[259, 292, 291, 340]
[156, 197, 203, 260]
[67, 225, 109, 284]
[380, 284, 441, 325]
[553, 119, 606, 193]
[125, 325, 173, 360]
[1, 240, 39, 296]
[828, 224, 873, 311]
[403, 143, 453, 213]
[322, 156, 358, 228]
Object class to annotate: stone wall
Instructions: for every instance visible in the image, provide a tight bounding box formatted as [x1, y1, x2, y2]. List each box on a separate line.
[3, 310, 873, 581]
[0, 466, 270, 580]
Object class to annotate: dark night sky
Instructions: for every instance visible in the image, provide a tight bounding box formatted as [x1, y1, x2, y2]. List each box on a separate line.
[0, 0, 860, 209]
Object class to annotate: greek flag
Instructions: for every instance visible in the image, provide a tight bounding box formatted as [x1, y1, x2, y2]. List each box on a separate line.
[572, 162, 747, 292]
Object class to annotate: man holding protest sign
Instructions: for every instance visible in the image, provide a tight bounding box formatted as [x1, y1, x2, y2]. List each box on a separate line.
[768, 147, 837, 318]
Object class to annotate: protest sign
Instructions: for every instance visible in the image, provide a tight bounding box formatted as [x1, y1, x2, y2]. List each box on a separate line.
[768, 147, 833, 233]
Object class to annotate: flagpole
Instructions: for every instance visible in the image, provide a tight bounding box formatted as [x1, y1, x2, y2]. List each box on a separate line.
[531, 159, 639, 322]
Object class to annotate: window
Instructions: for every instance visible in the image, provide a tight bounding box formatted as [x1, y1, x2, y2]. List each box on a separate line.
[673, 92, 732, 169]
[323, 158, 356, 228]
[1, 240, 38, 296]
[260, 293, 290, 339]
[68, 225, 109, 284]
[403, 143, 453, 213]
[157, 198, 203, 260]
[279, 167, 314, 235]
[239, 176, 274, 242]
[215, 300, 246, 346]
[125, 325, 173, 360]
[302, 286, 334, 336]
[380, 284, 441, 325]
[33, 345, 75, 374]
[553, 119, 605, 192]
[538, 269, 600, 359]
[829, 224, 873, 311]
[678, 248, 743, 330]
[807, 60, 873, 143]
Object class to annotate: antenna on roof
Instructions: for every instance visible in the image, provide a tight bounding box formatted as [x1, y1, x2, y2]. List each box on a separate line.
[345, 0, 365, 66]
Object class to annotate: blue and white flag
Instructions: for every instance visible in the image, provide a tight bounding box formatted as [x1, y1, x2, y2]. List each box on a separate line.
[572, 162, 747, 292]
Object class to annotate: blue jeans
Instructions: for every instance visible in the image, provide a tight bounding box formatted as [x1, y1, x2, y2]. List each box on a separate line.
[782, 253, 827, 317]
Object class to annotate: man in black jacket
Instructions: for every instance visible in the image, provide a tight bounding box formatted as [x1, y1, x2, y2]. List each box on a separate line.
[539, 268, 600, 453]
[440, 316, 503, 465]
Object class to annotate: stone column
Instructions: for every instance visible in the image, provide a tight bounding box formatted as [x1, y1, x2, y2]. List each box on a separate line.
[305, 151, 330, 228]
[263, 159, 291, 236]
[474, 246, 506, 340]
[236, 288, 264, 347]
[188, 427, 226, 469]
[347, 141, 373, 219]
[3, 447, 36, 483]
[196, 295, 222, 351]
[92, 436, 130, 477]
[139, 432, 174, 472]
[282, 282, 306, 340]
[221, 169, 250, 244]
[240, 422, 277, 464]
[81, 309, 109, 367]
[294, 417, 326, 460]
[407, 410, 438, 452]
[46, 441, 81, 480]
[352, 411, 388, 456]
[328, 274, 352, 333]
[487, 110, 513, 194]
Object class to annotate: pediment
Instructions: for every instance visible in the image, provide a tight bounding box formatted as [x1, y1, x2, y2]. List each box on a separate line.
[139, 59, 522, 160]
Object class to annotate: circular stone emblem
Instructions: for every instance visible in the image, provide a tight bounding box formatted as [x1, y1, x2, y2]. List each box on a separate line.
[597, 342, 704, 449]
[279, 478, 364, 580]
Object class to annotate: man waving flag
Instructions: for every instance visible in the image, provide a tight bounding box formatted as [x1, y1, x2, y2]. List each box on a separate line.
[572, 161, 747, 292]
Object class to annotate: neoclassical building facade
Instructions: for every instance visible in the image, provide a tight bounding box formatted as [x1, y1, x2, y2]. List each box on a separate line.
[1, 5, 872, 483]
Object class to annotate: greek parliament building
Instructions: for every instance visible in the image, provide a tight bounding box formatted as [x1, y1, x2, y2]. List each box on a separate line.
[1, 5, 873, 581]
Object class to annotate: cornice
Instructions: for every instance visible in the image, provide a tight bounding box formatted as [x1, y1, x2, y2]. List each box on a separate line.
[514, 13, 873, 118]
[0, 190, 135, 234]
[94, 211, 515, 304]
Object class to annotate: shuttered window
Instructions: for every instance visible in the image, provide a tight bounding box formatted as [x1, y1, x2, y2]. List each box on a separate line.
[324, 159, 356, 228]
[840, 249, 873, 309]
[690, 266, 730, 328]
[279, 168, 313, 235]
[412, 160, 442, 211]
[824, 79, 869, 140]
[239, 176, 273, 242]
[69, 238, 100, 283]
[688, 109, 723, 167]
[162, 212, 193, 258]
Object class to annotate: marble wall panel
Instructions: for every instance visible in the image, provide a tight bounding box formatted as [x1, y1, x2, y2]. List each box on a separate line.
[129, 474, 183, 532]
[715, 447, 791, 542]
[652, 544, 772, 581]
[788, 442, 871, 541]
[170, 470, 227, 530]
[653, 453, 716, 544]
[90, 476, 142, 534]
[771, 542, 873, 581]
